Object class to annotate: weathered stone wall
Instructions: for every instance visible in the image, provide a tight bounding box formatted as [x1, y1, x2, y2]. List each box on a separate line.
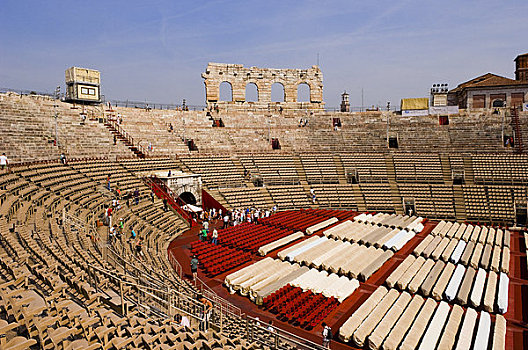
[202, 63, 324, 110]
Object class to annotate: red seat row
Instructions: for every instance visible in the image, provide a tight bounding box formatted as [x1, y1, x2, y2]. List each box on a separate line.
[217, 223, 293, 253]
[259, 210, 329, 232]
[303, 208, 357, 221]
[261, 284, 340, 330]
[190, 241, 251, 276]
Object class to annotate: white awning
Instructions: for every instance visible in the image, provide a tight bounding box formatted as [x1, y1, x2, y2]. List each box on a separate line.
[183, 204, 202, 212]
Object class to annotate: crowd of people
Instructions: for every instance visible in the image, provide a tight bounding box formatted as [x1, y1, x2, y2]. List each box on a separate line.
[196, 205, 279, 245]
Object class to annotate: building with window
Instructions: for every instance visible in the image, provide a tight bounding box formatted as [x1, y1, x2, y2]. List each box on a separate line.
[448, 53, 528, 109]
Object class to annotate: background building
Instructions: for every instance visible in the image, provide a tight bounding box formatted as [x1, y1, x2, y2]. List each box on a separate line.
[448, 53, 528, 109]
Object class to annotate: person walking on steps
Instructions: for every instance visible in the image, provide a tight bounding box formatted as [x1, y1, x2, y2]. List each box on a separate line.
[190, 255, 199, 281]
[322, 322, 332, 348]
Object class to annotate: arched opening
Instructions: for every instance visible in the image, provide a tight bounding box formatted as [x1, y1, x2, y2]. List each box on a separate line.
[245, 83, 259, 102]
[271, 82, 285, 102]
[178, 192, 197, 205]
[297, 83, 311, 102]
[492, 99, 505, 107]
[219, 81, 233, 102]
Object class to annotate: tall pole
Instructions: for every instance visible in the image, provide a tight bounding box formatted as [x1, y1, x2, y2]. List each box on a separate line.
[361, 88, 364, 112]
[268, 104, 271, 142]
[54, 86, 60, 146]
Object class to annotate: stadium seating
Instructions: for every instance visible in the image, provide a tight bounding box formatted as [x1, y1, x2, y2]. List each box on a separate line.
[300, 154, 339, 184]
[262, 284, 340, 330]
[339, 286, 506, 349]
[217, 222, 294, 253]
[1, 91, 526, 349]
[190, 240, 251, 276]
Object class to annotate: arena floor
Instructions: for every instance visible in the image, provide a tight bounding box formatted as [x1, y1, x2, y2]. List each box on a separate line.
[168, 210, 528, 349]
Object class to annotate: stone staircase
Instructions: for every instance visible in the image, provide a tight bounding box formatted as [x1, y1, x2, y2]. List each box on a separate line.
[293, 154, 317, 208]
[453, 185, 467, 221]
[104, 119, 146, 158]
[440, 153, 453, 185]
[384, 154, 404, 214]
[463, 155, 475, 184]
[389, 183, 405, 215]
[333, 155, 348, 184]
[231, 157, 252, 187]
[293, 155, 308, 184]
[351, 184, 367, 212]
[206, 189, 230, 209]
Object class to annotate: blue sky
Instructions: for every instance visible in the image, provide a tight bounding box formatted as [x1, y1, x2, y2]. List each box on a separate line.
[1, 0, 527, 108]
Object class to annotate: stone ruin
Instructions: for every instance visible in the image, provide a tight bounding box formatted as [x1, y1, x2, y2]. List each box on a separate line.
[202, 63, 324, 111]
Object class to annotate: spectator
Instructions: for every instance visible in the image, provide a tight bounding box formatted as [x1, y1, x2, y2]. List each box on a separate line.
[106, 206, 113, 226]
[322, 322, 332, 348]
[211, 228, 218, 245]
[190, 255, 199, 280]
[59, 153, 67, 164]
[118, 217, 124, 231]
[179, 314, 191, 328]
[135, 237, 143, 259]
[267, 320, 275, 333]
[134, 188, 140, 205]
[0, 153, 8, 173]
[109, 225, 116, 244]
[199, 296, 213, 331]
[223, 214, 229, 229]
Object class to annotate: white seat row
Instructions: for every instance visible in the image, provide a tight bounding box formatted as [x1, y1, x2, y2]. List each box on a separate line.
[305, 217, 338, 235]
[413, 235, 510, 274]
[432, 220, 510, 248]
[354, 212, 424, 233]
[386, 254, 509, 314]
[339, 286, 506, 349]
[257, 231, 304, 256]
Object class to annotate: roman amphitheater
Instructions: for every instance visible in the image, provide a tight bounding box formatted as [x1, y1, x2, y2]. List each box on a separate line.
[0, 60, 527, 350]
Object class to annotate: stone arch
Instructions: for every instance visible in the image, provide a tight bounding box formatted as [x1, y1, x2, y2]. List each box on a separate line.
[245, 82, 259, 102]
[271, 82, 286, 102]
[297, 82, 311, 102]
[219, 81, 233, 102]
[178, 191, 197, 205]
[202, 63, 324, 109]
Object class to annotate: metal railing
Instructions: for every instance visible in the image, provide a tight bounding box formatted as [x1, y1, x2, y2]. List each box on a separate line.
[245, 315, 326, 350]
[105, 116, 148, 156]
[145, 176, 194, 225]
[168, 249, 183, 278]
[0, 86, 56, 98]
[85, 263, 206, 324]
[192, 276, 241, 318]
[103, 98, 206, 111]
